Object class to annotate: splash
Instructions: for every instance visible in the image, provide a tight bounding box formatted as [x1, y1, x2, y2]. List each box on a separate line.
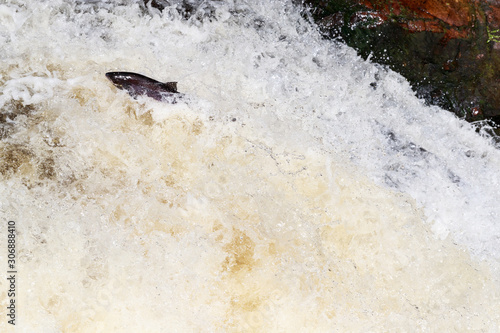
[0, 0, 499, 331]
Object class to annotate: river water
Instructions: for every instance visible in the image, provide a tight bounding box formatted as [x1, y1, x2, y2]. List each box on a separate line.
[1, 0, 500, 331]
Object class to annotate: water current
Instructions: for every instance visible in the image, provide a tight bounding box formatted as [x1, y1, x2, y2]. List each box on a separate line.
[1, 0, 500, 331]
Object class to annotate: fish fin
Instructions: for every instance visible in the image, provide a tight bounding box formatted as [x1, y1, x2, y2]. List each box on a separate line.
[164, 81, 178, 93]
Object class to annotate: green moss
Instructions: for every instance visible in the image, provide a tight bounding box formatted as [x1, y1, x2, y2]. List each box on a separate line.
[487, 26, 500, 43]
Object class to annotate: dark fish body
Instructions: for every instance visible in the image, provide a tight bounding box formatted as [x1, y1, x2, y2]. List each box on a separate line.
[105, 72, 180, 102]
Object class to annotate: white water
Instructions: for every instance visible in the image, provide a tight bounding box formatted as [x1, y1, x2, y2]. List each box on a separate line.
[1, 0, 500, 331]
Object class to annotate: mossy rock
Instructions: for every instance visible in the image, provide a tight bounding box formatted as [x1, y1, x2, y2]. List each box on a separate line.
[304, 0, 500, 126]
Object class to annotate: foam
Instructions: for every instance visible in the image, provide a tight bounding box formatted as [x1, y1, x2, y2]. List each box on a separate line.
[1, 0, 499, 331]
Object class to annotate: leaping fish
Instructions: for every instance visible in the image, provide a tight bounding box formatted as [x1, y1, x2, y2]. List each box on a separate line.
[105, 72, 181, 102]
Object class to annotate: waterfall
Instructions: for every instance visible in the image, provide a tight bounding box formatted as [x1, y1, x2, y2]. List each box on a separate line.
[1, 0, 499, 330]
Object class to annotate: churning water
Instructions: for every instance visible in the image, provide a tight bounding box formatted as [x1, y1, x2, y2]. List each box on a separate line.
[1, 0, 500, 331]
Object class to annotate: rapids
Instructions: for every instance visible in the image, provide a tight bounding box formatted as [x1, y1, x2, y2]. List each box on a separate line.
[1, 0, 499, 331]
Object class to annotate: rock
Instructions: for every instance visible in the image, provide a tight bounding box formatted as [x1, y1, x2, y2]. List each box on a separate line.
[357, 0, 477, 37]
[303, 0, 500, 126]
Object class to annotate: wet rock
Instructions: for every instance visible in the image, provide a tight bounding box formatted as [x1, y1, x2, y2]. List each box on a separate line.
[357, 0, 477, 38]
[303, 0, 500, 126]
[143, 0, 219, 19]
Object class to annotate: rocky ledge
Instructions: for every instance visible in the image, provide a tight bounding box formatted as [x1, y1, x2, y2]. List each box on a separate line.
[304, 0, 500, 125]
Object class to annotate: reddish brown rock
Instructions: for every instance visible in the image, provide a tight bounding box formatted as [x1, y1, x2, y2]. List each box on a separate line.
[304, 0, 500, 123]
[486, 5, 500, 28]
[357, 0, 482, 38]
